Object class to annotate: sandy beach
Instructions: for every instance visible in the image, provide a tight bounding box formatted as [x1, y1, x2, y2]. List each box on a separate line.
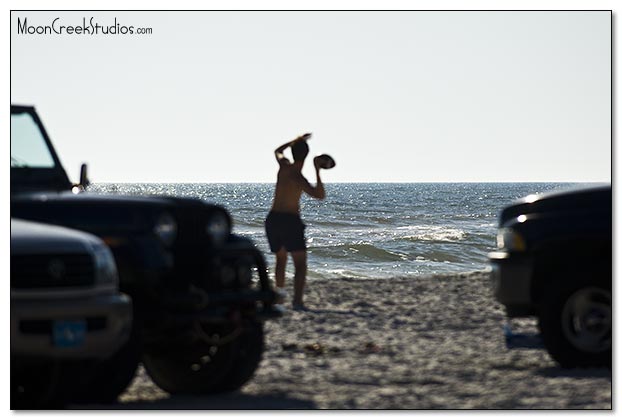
[74, 271, 611, 410]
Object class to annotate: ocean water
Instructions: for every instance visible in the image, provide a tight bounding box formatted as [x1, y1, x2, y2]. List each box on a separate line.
[89, 183, 589, 280]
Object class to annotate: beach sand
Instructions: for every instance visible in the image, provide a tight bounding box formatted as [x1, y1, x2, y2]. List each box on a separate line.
[76, 271, 611, 409]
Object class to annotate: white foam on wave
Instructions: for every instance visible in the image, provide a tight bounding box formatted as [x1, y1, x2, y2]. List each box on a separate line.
[395, 225, 466, 242]
[306, 224, 467, 244]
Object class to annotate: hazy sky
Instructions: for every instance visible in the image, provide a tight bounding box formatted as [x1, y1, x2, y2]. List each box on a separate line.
[11, 11, 611, 183]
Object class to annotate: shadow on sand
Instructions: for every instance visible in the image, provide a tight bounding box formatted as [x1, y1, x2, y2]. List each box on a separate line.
[302, 308, 357, 316]
[536, 366, 611, 379]
[73, 392, 316, 410]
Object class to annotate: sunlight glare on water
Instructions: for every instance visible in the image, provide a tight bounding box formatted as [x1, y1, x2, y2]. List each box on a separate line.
[90, 182, 586, 279]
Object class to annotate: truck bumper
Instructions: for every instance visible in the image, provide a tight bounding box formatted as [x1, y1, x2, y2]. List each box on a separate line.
[488, 251, 535, 317]
[11, 293, 132, 360]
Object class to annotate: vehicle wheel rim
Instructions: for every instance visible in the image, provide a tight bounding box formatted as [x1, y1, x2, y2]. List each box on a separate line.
[143, 322, 240, 393]
[561, 287, 611, 353]
[179, 322, 237, 373]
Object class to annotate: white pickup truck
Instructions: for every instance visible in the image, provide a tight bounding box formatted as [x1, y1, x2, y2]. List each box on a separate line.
[11, 219, 133, 408]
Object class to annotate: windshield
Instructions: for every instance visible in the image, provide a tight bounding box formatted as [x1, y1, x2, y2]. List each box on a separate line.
[11, 112, 55, 168]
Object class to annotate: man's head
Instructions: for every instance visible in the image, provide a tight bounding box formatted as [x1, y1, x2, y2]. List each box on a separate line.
[292, 140, 309, 162]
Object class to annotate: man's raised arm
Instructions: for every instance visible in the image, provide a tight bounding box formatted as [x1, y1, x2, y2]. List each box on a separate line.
[274, 133, 312, 163]
[300, 161, 326, 200]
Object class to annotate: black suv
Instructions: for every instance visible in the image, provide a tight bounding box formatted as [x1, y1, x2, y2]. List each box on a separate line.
[489, 185, 611, 368]
[11, 105, 283, 402]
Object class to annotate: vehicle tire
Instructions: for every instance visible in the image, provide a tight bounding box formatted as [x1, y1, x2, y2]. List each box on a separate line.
[218, 321, 264, 392]
[143, 321, 264, 394]
[538, 272, 611, 368]
[70, 323, 141, 404]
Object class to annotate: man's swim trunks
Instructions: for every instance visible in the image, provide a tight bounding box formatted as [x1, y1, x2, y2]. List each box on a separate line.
[264, 211, 307, 252]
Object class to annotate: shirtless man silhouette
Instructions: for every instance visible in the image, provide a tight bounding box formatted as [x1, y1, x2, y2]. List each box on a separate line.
[265, 133, 325, 310]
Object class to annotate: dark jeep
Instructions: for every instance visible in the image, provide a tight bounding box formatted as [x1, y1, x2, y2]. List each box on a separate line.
[11, 105, 283, 402]
[489, 185, 611, 368]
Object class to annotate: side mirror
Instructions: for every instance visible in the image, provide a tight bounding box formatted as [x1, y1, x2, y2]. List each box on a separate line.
[79, 163, 90, 188]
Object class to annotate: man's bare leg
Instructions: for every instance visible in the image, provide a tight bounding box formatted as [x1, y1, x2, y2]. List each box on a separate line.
[291, 250, 307, 307]
[274, 248, 288, 303]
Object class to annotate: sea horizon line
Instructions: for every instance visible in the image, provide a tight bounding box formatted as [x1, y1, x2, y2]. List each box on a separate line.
[89, 181, 607, 185]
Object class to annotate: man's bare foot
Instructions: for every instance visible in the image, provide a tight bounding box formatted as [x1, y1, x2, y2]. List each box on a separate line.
[275, 288, 287, 304]
[292, 302, 309, 311]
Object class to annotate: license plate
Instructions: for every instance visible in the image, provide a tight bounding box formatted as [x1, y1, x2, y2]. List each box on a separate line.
[53, 320, 86, 348]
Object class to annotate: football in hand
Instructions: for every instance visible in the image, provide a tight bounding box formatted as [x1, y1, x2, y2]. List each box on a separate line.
[314, 154, 336, 169]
